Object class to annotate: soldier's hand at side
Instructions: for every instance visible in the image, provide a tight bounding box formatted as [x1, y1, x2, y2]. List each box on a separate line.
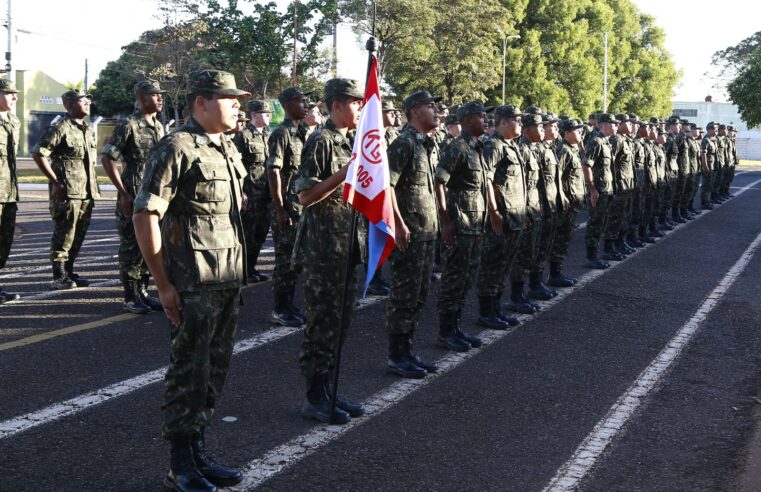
[588, 187, 599, 208]
[119, 193, 134, 217]
[158, 284, 183, 326]
[52, 181, 66, 203]
[396, 221, 410, 252]
[440, 216, 456, 248]
[489, 209, 503, 236]
[241, 194, 249, 212]
[276, 206, 292, 232]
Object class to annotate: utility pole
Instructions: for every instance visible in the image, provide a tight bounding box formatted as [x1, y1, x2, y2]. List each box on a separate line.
[603, 31, 608, 113]
[292, 0, 298, 86]
[5, 0, 13, 80]
[84, 58, 88, 92]
[501, 35, 520, 106]
[332, 14, 338, 78]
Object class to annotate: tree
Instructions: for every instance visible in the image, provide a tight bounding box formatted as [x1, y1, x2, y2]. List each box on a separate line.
[711, 31, 761, 78]
[727, 48, 761, 129]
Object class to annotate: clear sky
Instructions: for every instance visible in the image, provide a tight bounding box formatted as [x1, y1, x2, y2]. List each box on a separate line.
[8, 0, 760, 104]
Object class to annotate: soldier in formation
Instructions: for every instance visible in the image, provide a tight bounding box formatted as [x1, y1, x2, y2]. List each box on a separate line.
[0, 79, 20, 304]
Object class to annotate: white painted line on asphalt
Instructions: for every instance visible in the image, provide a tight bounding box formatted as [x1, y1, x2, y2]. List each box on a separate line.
[0, 254, 118, 281]
[0, 296, 387, 441]
[543, 226, 761, 492]
[7, 279, 122, 303]
[8, 236, 119, 259]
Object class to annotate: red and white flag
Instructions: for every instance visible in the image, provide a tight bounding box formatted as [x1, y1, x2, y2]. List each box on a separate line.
[342, 55, 396, 293]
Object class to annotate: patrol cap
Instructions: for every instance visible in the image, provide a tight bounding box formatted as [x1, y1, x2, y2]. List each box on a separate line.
[437, 103, 449, 112]
[727, 125, 735, 131]
[615, 113, 629, 123]
[247, 99, 272, 113]
[718, 124, 727, 130]
[323, 78, 364, 101]
[279, 86, 314, 104]
[0, 78, 19, 94]
[588, 112, 599, 120]
[382, 99, 398, 112]
[522, 113, 544, 127]
[237, 110, 249, 122]
[559, 114, 570, 121]
[403, 90, 443, 113]
[456, 101, 495, 121]
[524, 106, 543, 115]
[61, 89, 93, 104]
[543, 112, 559, 124]
[628, 113, 643, 124]
[597, 113, 617, 124]
[649, 117, 663, 125]
[186, 69, 251, 97]
[666, 115, 681, 126]
[559, 118, 585, 133]
[706, 121, 717, 129]
[696, 126, 704, 132]
[444, 114, 459, 125]
[134, 79, 168, 96]
[308, 100, 320, 109]
[494, 104, 526, 120]
[657, 128, 667, 135]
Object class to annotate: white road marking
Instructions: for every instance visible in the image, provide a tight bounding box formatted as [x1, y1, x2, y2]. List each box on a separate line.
[8, 236, 119, 259]
[543, 226, 761, 492]
[0, 255, 118, 280]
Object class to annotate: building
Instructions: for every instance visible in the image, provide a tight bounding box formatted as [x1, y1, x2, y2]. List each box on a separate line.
[14, 70, 68, 156]
[672, 97, 761, 160]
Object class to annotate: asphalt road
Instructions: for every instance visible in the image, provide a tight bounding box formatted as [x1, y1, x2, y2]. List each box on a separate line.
[1, 171, 761, 491]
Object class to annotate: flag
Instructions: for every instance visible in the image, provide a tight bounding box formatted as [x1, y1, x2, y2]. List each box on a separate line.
[342, 55, 396, 294]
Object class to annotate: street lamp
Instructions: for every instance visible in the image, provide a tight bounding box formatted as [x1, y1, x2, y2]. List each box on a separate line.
[502, 34, 521, 105]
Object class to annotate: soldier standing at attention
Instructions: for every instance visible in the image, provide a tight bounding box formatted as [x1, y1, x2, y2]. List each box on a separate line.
[296, 78, 366, 424]
[384, 90, 443, 379]
[701, 122, 719, 210]
[133, 69, 249, 491]
[435, 102, 498, 352]
[583, 113, 616, 269]
[714, 124, 729, 203]
[548, 118, 586, 287]
[101, 80, 167, 314]
[33, 90, 100, 290]
[233, 99, 273, 283]
[382, 99, 400, 147]
[0, 79, 20, 304]
[661, 116, 682, 229]
[267, 87, 312, 327]
[476, 105, 526, 328]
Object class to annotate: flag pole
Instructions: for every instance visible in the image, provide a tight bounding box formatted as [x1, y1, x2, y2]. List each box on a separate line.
[329, 3, 378, 424]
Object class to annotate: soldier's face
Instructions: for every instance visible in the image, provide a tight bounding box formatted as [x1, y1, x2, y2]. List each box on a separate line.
[447, 123, 461, 138]
[139, 93, 163, 114]
[305, 107, 322, 127]
[543, 122, 558, 140]
[412, 102, 438, 131]
[0, 92, 16, 112]
[524, 124, 543, 142]
[251, 112, 271, 128]
[196, 94, 240, 133]
[600, 122, 615, 137]
[463, 112, 487, 137]
[67, 97, 91, 118]
[564, 129, 581, 145]
[285, 96, 309, 120]
[719, 128, 727, 136]
[382, 111, 394, 127]
[331, 97, 363, 129]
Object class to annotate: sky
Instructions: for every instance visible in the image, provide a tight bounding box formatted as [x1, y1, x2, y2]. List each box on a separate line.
[7, 0, 760, 104]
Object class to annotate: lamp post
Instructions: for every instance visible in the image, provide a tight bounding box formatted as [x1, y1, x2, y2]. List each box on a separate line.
[502, 34, 520, 105]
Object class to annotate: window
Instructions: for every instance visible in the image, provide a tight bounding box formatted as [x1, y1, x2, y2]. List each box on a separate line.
[672, 109, 698, 117]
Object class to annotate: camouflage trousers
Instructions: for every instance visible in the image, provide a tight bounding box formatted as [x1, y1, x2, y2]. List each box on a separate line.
[49, 198, 93, 263]
[0, 202, 17, 270]
[477, 224, 523, 297]
[660, 181, 673, 218]
[243, 195, 271, 274]
[549, 210, 577, 264]
[299, 251, 359, 379]
[721, 166, 736, 195]
[711, 167, 724, 195]
[584, 193, 612, 250]
[629, 186, 644, 231]
[436, 234, 482, 315]
[510, 220, 541, 282]
[386, 240, 435, 336]
[161, 288, 240, 439]
[605, 191, 631, 240]
[680, 173, 695, 210]
[671, 173, 686, 210]
[531, 212, 556, 273]
[271, 216, 301, 295]
[115, 198, 148, 283]
[642, 186, 658, 228]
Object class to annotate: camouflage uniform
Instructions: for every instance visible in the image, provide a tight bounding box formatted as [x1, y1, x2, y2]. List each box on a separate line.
[653, 138, 668, 223]
[630, 133, 647, 236]
[672, 129, 689, 215]
[435, 131, 491, 316]
[583, 128, 614, 251]
[102, 109, 165, 283]
[233, 101, 272, 278]
[531, 137, 564, 274]
[701, 134, 718, 206]
[606, 130, 635, 240]
[267, 117, 309, 295]
[0, 99, 20, 303]
[662, 132, 680, 221]
[714, 133, 727, 198]
[134, 111, 248, 437]
[32, 113, 100, 264]
[683, 131, 701, 211]
[295, 118, 366, 379]
[510, 135, 543, 282]
[385, 126, 439, 336]
[551, 138, 585, 264]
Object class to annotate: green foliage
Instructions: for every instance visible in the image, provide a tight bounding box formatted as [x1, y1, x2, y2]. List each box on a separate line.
[727, 48, 761, 129]
[712, 31, 761, 78]
[89, 59, 136, 116]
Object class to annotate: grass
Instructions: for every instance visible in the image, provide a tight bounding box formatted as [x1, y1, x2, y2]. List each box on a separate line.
[739, 160, 761, 168]
[17, 167, 113, 185]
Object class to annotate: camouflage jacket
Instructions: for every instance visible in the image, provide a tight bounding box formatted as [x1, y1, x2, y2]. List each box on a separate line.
[582, 133, 614, 196]
[687, 137, 701, 174]
[717, 135, 730, 168]
[701, 136, 718, 171]
[631, 137, 647, 189]
[557, 140, 586, 212]
[518, 137, 543, 221]
[654, 143, 666, 184]
[435, 131, 493, 235]
[133, 117, 246, 292]
[488, 134, 527, 230]
[538, 139, 566, 215]
[384, 125, 400, 148]
[0, 112, 20, 203]
[388, 126, 439, 242]
[32, 115, 100, 200]
[664, 133, 682, 178]
[233, 123, 270, 200]
[638, 138, 657, 188]
[295, 119, 367, 262]
[609, 133, 635, 192]
[266, 118, 310, 219]
[101, 110, 165, 197]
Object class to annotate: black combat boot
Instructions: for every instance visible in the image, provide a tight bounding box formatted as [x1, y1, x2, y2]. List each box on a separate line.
[437, 312, 470, 352]
[528, 270, 557, 300]
[509, 281, 538, 314]
[601, 239, 624, 262]
[639, 226, 656, 244]
[366, 269, 390, 296]
[477, 296, 509, 330]
[406, 333, 439, 373]
[287, 288, 306, 324]
[190, 430, 242, 487]
[702, 201, 714, 210]
[51, 261, 75, 290]
[626, 230, 645, 248]
[671, 207, 686, 224]
[586, 246, 610, 270]
[547, 262, 575, 288]
[648, 220, 664, 238]
[323, 373, 366, 417]
[0, 285, 19, 304]
[301, 373, 351, 424]
[387, 333, 427, 379]
[122, 281, 151, 315]
[164, 435, 217, 492]
[140, 274, 164, 311]
[454, 310, 483, 348]
[64, 259, 90, 287]
[271, 291, 302, 327]
[492, 293, 519, 327]
[615, 234, 634, 255]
